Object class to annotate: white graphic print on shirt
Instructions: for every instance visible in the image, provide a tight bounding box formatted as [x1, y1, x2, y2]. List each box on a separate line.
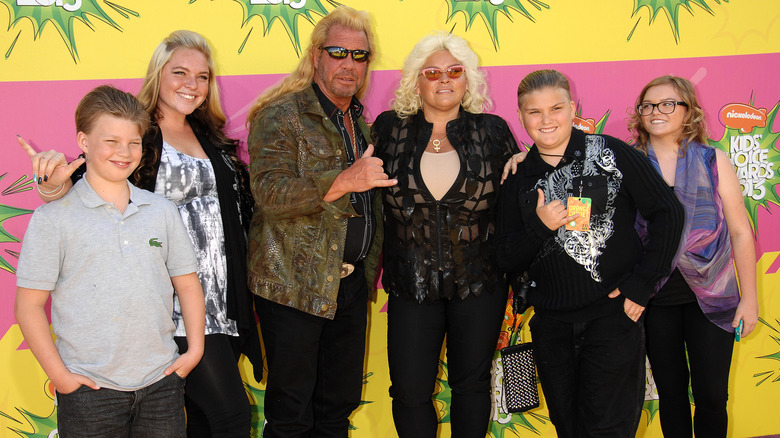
[535, 135, 622, 282]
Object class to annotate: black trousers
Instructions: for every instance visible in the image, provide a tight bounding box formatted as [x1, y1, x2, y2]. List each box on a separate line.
[174, 334, 251, 438]
[255, 265, 368, 438]
[530, 310, 645, 438]
[386, 288, 508, 438]
[645, 301, 734, 438]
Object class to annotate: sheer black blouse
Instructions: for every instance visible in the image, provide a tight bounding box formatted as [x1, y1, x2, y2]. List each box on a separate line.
[371, 109, 517, 302]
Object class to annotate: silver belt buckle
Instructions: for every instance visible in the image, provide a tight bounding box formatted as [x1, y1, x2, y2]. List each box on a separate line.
[340, 262, 355, 278]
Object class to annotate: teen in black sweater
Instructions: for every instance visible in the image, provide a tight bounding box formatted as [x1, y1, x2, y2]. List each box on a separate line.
[496, 70, 684, 437]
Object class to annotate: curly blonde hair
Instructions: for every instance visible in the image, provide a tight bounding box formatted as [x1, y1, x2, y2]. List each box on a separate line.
[391, 31, 490, 118]
[628, 75, 709, 155]
[246, 6, 376, 125]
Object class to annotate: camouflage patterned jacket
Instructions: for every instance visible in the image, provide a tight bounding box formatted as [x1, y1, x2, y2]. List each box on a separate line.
[246, 86, 382, 319]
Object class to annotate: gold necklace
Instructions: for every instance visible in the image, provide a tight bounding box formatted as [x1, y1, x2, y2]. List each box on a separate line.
[429, 135, 447, 152]
[347, 110, 358, 157]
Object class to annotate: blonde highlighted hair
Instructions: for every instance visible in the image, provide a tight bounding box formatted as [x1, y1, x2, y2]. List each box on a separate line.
[246, 6, 376, 124]
[136, 30, 225, 128]
[392, 31, 490, 118]
[133, 29, 242, 189]
[629, 75, 709, 155]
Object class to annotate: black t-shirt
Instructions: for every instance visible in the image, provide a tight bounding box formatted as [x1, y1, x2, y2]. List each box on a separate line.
[651, 268, 697, 306]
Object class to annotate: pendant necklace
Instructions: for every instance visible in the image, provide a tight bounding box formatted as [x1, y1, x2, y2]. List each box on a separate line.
[429, 136, 447, 152]
[347, 110, 358, 158]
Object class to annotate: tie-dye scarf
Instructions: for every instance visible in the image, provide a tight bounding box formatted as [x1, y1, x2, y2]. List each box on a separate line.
[645, 141, 740, 332]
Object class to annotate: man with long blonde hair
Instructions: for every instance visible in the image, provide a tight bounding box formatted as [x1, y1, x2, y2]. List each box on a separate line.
[245, 6, 396, 437]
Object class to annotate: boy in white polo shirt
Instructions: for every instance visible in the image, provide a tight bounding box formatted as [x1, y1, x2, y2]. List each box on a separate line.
[14, 85, 205, 437]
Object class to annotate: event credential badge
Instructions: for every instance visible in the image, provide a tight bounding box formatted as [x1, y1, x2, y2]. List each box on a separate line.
[565, 197, 591, 232]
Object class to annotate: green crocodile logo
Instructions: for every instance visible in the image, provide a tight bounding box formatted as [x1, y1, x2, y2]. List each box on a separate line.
[148, 238, 163, 248]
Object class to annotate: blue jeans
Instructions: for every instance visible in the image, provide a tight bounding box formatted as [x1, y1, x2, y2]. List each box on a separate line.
[530, 309, 645, 438]
[56, 372, 186, 437]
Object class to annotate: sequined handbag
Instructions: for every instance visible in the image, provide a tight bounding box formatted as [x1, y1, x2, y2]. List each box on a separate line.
[500, 341, 539, 413]
[500, 273, 539, 413]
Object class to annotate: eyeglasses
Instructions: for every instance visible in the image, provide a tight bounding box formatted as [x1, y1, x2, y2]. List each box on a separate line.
[420, 65, 465, 81]
[637, 100, 688, 116]
[320, 46, 370, 62]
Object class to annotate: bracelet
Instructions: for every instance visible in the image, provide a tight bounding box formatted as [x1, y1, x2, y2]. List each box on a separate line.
[36, 183, 65, 197]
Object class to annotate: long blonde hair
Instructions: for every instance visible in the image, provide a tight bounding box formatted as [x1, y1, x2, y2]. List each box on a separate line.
[134, 30, 242, 189]
[629, 75, 709, 155]
[392, 31, 490, 118]
[136, 30, 226, 127]
[245, 6, 376, 125]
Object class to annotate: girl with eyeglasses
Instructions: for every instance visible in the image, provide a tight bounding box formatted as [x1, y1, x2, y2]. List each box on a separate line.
[630, 75, 758, 438]
[370, 31, 517, 437]
[18, 30, 262, 437]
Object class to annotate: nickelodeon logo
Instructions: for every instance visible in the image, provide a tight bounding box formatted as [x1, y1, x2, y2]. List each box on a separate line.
[16, 0, 81, 12]
[719, 103, 768, 133]
[572, 116, 596, 134]
[250, 0, 306, 9]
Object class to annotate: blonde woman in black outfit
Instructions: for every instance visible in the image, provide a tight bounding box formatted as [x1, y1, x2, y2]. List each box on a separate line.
[371, 32, 516, 437]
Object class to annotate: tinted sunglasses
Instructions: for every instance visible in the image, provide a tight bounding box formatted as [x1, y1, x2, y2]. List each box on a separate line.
[420, 65, 465, 81]
[321, 46, 370, 62]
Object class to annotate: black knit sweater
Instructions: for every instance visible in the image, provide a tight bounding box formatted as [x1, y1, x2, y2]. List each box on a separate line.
[496, 128, 684, 322]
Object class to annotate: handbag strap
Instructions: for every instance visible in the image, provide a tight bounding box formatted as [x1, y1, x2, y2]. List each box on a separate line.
[507, 305, 532, 347]
[507, 272, 533, 346]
